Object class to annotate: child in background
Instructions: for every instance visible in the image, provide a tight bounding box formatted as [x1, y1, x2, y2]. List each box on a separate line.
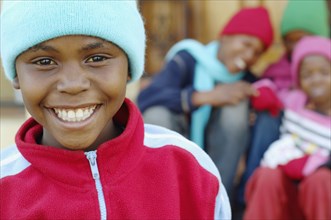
[137, 7, 273, 199]
[0, 1, 231, 219]
[238, 0, 330, 205]
[244, 36, 331, 220]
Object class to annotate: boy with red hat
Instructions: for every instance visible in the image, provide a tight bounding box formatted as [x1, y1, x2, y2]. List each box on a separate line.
[137, 6, 273, 200]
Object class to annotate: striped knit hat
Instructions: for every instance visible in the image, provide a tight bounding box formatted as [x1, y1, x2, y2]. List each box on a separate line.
[0, 0, 146, 82]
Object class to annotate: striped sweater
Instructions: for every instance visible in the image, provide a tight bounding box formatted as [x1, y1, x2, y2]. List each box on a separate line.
[261, 90, 330, 171]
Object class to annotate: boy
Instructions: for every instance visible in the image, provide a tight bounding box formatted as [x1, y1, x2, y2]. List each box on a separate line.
[0, 1, 231, 219]
[137, 6, 273, 197]
[245, 36, 331, 220]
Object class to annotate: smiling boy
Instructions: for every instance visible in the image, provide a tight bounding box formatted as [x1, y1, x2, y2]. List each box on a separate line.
[14, 36, 128, 151]
[0, 1, 230, 219]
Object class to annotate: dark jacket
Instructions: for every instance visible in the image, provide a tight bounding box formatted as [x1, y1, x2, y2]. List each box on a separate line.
[137, 50, 257, 114]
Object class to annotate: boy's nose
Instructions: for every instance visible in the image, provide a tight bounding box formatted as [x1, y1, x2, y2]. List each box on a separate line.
[57, 64, 90, 94]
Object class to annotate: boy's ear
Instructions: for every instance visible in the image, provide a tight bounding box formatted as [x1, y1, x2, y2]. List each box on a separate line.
[12, 76, 20, 89]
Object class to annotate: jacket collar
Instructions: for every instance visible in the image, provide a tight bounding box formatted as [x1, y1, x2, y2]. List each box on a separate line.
[15, 99, 145, 187]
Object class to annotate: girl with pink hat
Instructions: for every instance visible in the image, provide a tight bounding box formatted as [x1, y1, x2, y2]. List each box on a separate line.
[244, 36, 331, 220]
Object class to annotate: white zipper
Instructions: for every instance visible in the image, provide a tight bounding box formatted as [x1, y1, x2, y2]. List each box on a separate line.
[85, 151, 107, 220]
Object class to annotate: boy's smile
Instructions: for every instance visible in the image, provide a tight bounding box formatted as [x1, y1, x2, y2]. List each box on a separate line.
[218, 34, 264, 73]
[14, 35, 129, 151]
[47, 104, 100, 128]
[53, 105, 97, 122]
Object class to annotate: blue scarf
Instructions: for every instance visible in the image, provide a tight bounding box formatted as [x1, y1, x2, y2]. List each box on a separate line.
[166, 39, 244, 148]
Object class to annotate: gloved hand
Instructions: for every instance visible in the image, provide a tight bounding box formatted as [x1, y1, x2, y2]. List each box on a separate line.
[251, 86, 284, 117]
[279, 155, 309, 180]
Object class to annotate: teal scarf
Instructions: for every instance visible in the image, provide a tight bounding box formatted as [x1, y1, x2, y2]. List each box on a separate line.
[166, 39, 244, 148]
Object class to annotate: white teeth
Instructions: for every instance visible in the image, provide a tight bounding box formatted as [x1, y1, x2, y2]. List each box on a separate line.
[76, 109, 83, 118]
[68, 110, 75, 119]
[234, 58, 246, 70]
[53, 105, 97, 122]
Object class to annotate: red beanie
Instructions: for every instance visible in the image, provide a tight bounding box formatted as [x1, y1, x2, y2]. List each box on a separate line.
[220, 7, 274, 49]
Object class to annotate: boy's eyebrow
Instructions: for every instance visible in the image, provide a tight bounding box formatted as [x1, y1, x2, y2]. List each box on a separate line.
[27, 40, 113, 53]
[81, 42, 106, 51]
[30, 44, 59, 53]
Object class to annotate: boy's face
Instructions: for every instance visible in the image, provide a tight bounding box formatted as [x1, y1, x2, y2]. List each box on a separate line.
[14, 35, 129, 151]
[283, 30, 311, 59]
[299, 55, 331, 105]
[218, 34, 264, 73]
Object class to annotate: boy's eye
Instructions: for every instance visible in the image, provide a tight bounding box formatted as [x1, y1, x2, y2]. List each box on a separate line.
[34, 58, 56, 65]
[86, 55, 108, 63]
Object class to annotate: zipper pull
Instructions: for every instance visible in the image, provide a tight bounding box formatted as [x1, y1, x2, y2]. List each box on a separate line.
[85, 151, 100, 179]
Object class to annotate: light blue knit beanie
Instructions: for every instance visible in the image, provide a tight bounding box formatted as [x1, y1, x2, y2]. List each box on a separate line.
[0, 0, 146, 82]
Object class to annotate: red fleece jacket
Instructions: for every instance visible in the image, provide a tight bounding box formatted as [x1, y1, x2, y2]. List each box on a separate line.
[0, 99, 229, 219]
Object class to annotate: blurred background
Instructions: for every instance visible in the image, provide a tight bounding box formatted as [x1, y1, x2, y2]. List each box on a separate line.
[1, 0, 330, 148]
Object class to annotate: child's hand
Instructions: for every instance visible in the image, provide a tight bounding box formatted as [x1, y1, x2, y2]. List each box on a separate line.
[250, 86, 284, 116]
[280, 155, 309, 180]
[209, 81, 258, 106]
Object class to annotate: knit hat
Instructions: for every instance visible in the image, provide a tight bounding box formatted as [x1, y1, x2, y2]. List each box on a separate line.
[291, 36, 331, 87]
[220, 7, 274, 49]
[0, 0, 146, 82]
[281, 0, 330, 37]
